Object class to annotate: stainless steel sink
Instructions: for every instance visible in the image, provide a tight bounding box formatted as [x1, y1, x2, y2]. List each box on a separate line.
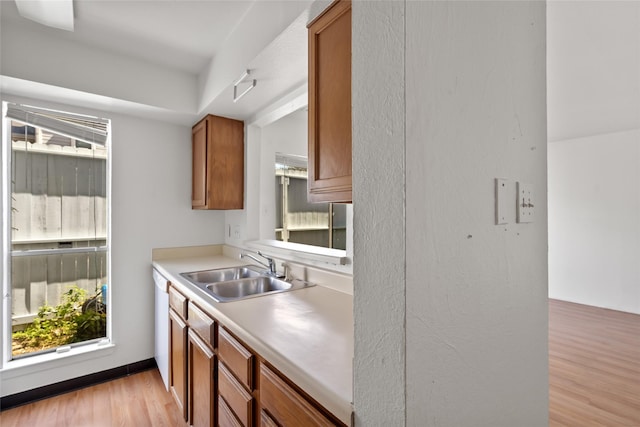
[205, 276, 294, 302]
[180, 265, 314, 302]
[180, 265, 264, 284]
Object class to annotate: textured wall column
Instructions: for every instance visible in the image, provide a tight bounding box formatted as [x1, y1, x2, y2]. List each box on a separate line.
[352, 1, 406, 426]
[405, 2, 548, 425]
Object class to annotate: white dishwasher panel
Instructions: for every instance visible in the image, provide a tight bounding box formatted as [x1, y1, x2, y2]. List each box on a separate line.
[153, 268, 169, 391]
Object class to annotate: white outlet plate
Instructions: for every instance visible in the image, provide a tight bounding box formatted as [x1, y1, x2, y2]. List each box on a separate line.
[495, 178, 509, 225]
[517, 182, 534, 223]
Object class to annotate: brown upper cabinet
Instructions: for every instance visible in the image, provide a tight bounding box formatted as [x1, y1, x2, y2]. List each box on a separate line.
[192, 114, 244, 210]
[307, 0, 352, 203]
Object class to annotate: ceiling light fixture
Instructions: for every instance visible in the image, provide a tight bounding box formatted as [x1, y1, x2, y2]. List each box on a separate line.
[14, 0, 74, 32]
[233, 69, 257, 103]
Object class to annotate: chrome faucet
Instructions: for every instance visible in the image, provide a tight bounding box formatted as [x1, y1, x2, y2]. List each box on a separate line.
[240, 251, 281, 277]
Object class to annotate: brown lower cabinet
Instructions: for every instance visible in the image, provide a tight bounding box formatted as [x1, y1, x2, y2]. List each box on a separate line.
[189, 329, 215, 427]
[260, 363, 336, 427]
[219, 397, 243, 427]
[167, 286, 347, 427]
[218, 362, 253, 426]
[169, 307, 188, 421]
[260, 410, 279, 427]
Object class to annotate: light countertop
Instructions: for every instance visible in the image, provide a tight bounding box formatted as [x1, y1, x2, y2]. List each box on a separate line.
[152, 250, 353, 425]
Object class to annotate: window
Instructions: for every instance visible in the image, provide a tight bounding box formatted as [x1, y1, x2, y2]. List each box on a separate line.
[275, 154, 346, 250]
[2, 102, 110, 360]
[247, 97, 351, 267]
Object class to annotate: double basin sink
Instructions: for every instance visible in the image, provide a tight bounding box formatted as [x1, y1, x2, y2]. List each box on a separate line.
[180, 265, 314, 303]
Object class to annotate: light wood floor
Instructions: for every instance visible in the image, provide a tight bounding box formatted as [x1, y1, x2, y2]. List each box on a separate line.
[549, 299, 640, 426]
[2, 300, 639, 426]
[0, 369, 187, 427]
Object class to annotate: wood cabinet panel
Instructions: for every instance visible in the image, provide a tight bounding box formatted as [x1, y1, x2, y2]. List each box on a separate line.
[219, 396, 243, 427]
[169, 308, 188, 421]
[192, 114, 244, 210]
[219, 362, 253, 427]
[188, 301, 216, 349]
[308, 0, 352, 203]
[259, 363, 336, 427]
[192, 119, 207, 207]
[188, 329, 216, 427]
[218, 327, 254, 390]
[169, 286, 188, 320]
[260, 410, 279, 427]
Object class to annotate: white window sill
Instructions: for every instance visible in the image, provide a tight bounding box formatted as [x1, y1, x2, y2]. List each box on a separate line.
[1, 340, 114, 378]
[246, 239, 349, 266]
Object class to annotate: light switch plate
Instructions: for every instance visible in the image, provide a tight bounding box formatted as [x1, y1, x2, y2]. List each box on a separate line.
[495, 178, 509, 225]
[517, 182, 534, 223]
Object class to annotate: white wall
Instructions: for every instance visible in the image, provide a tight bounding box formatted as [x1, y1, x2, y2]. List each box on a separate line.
[549, 129, 640, 314]
[223, 106, 307, 247]
[405, 2, 548, 424]
[0, 95, 225, 395]
[547, 1, 640, 314]
[353, 1, 548, 425]
[258, 110, 307, 240]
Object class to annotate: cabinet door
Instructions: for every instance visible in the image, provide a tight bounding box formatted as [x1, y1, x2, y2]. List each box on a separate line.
[219, 397, 243, 427]
[192, 115, 244, 210]
[260, 410, 279, 427]
[207, 115, 244, 209]
[308, 0, 352, 203]
[192, 119, 208, 208]
[188, 329, 216, 427]
[259, 363, 336, 427]
[169, 308, 188, 421]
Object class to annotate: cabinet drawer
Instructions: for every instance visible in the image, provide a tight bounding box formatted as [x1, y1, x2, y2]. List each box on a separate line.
[219, 396, 243, 427]
[169, 286, 187, 319]
[188, 302, 215, 349]
[260, 363, 335, 427]
[219, 362, 253, 427]
[260, 410, 278, 427]
[219, 327, 254, 389]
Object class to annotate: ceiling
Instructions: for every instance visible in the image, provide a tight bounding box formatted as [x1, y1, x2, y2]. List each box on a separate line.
[0, 0, 255, 74]
[547, 1, 640, 142]
[4, 1, 635, 138]
[0, 0, 312, 123]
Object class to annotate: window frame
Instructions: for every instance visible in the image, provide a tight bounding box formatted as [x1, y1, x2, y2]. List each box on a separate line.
[0, 101, 112, 367]
[275, 154, 347, 251]
[239, 87, 352, 271]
